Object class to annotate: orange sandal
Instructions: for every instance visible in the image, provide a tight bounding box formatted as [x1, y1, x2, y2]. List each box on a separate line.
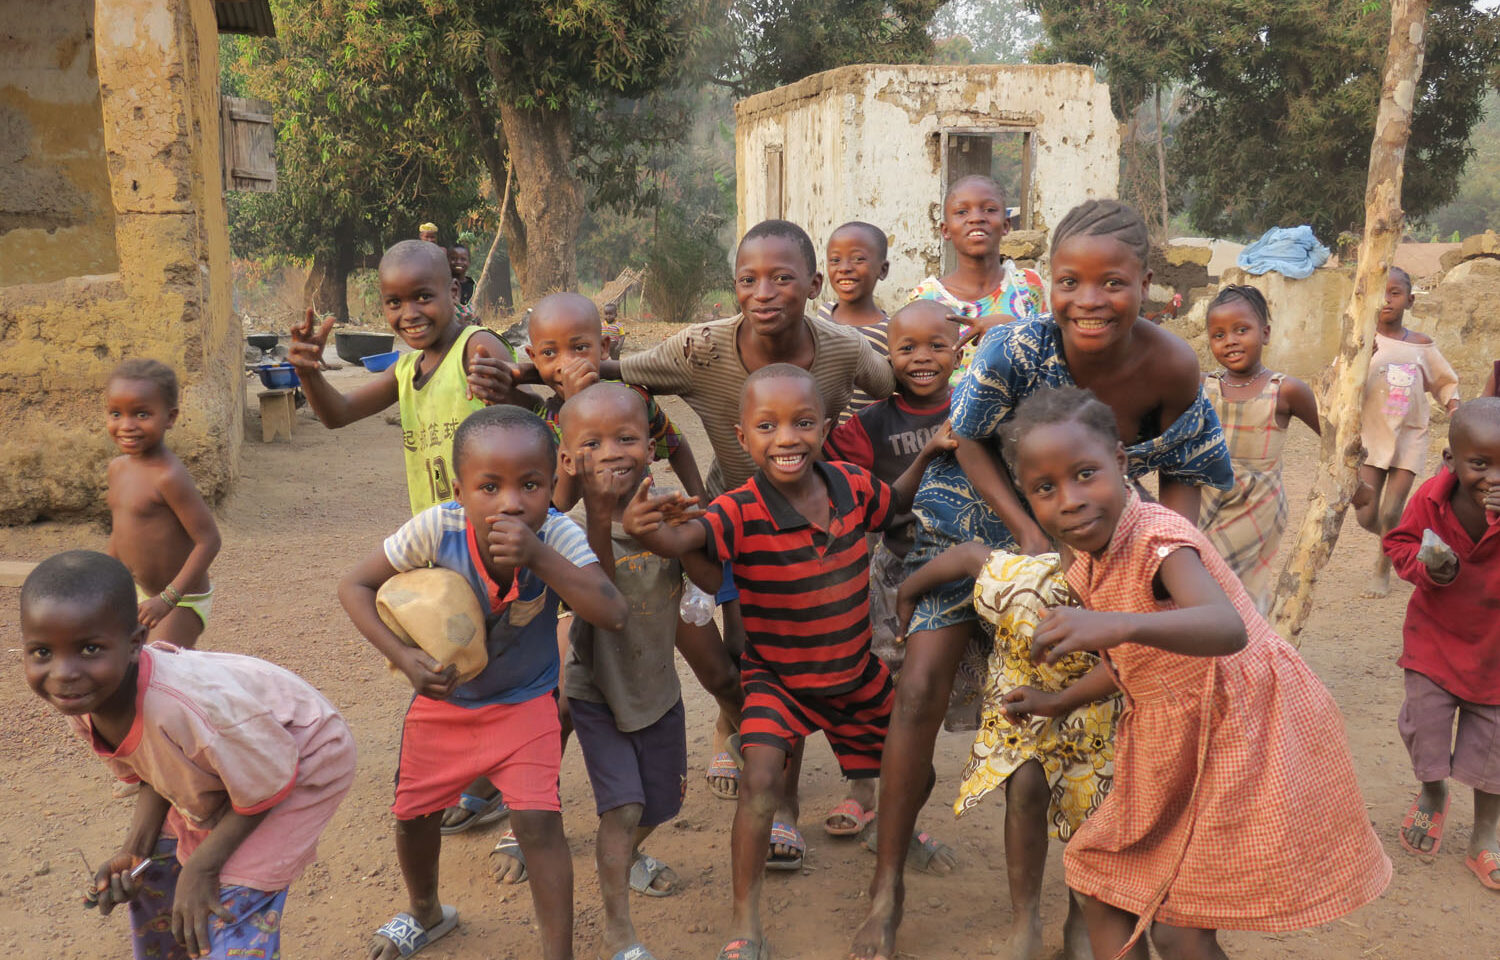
[823, 798, 875, 837]
[1466, 850, 1500, 891]
[1399, 793, 1451, 855]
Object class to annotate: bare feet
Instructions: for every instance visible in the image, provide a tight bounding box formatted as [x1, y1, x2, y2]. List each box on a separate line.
[849, 886, 904, 960]
[1359, 560, 1392, 599]
[1004, 909, 1043, 960]
[1063, 894, 1095, 960]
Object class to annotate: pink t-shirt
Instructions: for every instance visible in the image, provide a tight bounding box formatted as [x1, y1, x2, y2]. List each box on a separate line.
[68, 643, 356, 890]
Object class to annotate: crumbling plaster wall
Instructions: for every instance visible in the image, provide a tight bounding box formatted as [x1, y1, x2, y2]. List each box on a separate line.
[0, 0, 239, 523]
[735, 65, 1119, 304]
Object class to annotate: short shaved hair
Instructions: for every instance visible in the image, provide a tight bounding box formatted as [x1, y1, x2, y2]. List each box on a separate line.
[740, 362, 825, 418]
[380, 239, 452, 281]
[21, 550, 138, 633]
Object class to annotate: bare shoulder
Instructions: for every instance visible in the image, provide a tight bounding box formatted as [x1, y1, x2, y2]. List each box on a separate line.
[463, 327, 509, 360]
[1138, 322, 1203, 401]
[1406, 328, 1435, 345]
[154, 450, 205, 496]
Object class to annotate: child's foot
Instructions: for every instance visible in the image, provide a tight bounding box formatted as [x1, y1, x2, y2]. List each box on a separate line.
[766, 821, 805, 870]
[1004, 909, 1043, 960]
[369, 904, 458, 960]
[1466, 840, 1500, 891]
[860, 823, 957, 876]
[628, 853, 678, 896]
[824, 798, 875, 837]
[1359, 562, 1392, 599]
[1399, 785, 1449, 854]
[849, 887, 903, 960]
[706, 751, 740, 800]
[488, 830, 528, 884]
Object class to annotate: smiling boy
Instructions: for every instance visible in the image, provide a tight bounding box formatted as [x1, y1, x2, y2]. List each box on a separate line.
[819, 221, 892, 419]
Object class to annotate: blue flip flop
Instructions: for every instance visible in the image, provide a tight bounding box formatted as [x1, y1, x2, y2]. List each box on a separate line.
[372, 904, 458, 958]
[439, 791, 508, 835]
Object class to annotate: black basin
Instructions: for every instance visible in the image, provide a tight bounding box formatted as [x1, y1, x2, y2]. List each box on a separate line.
[246, 333, 278, 352]
[335, 331, 396, 365]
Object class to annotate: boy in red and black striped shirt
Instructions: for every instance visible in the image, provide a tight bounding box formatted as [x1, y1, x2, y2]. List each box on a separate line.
[624, 363, 952, 960]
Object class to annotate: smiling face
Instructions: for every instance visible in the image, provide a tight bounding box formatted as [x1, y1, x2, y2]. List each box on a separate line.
[940, 178, 1010, 260]
[825, 225, 888, 304]
[452, 426, 556, 535]
[559, 387, 651, 508]
[105, 377, 177, 457]
[380, 253, 456, 350]
[22, 594, 141, 719]
[527, 297, 603, 394]
[887, 303, 959, 401]
[448, 246, 470, 279]
[1050, 234, 1151, 357]
[1014, 418, 1129, 555]
[734, 235, 821, 341]
[737, 375, 827, 488]
[1206, 298, 1269, 375]
[1444, 411, 1500, 514]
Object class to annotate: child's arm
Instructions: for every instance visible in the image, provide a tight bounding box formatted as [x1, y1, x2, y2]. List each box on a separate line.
[1031, 547, 1246, 664]
[667, 442, 707, 505]
[463, 331, 535, 407]
[622, 476, 710, 559]
[888, 423, 958, 514]
[1382, 496, 1456, 585]
[955, 436, 1051, 555]
[1001, 661, 1118, 719]
[1427, 345, 1461, 414]
[895, 540, 991, 637]
[287, 310, 400, 427]
[1279, 375, 1322, 435]
[488, 515, 627, 632]
[138, 465, 222, 628]
[338, 551, 462, 700]
[170, 808, 271, 956]
[91, 783, 172, 915]
[1154, 343, 1213, 524]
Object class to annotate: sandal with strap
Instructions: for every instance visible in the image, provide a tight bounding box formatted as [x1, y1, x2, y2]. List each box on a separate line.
[766, 821, 804, 871]
[823, 798, 874, 837]
[439, 791, 508, 835]
[371, 904, 458, 958]
[1466, 849, 1500, 891]
[1399, 793, 1451, 855]
[628, 853, 678, 897]
[716, 938, 771, 960]
[706, 752, 740, 800]
[489, 829, 528, 883]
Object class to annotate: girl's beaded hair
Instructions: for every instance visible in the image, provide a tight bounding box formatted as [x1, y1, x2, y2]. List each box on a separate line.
[1002, 385, 1120, 473]
[1206, 284, 1271, 326]
[1049, 199, 1150, 267]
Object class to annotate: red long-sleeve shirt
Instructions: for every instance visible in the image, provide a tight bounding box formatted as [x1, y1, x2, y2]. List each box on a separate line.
[1383, 469, 1500, 704]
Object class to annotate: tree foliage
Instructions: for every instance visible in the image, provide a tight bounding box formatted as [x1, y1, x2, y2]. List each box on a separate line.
[930, 0, 1044, 64]
[1423, 92, 1500, 237]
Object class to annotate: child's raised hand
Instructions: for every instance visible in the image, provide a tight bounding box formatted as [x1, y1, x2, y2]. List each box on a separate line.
[394, 645, 460, 700]
[622, 476, 685, 537]
[466, 343, 516, 404]
[1001, 685, 1065, 719]
[90, 851, 145, 915]
[171, 861, 234, 958]
[487, 515, 541, 568]
[575, 450, 637, 514]
[137, 595, 171, 629]
[1484, 485, 1500, 519]
[287, 307, 334, 371]
[1030, 607, 1127, 664]
[921, 422, 959, 460]
[1417, 528, 1460, 583]
[558, 355, 600, 400]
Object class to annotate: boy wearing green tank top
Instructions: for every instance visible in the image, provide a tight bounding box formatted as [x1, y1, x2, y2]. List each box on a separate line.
[288, 240, 527, 515]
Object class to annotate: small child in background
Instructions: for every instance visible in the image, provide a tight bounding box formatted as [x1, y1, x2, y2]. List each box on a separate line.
[557, 383, 724, 957]
[819, 220, 891, 420]
[822, 298, 958, 854]
[288, 239, 521, 516]
[418, 222, 440, 244]
[602, 301, 624, 360]
[448, 243, 477, 324]
[22, 550, 355, 960]
[1008, 386, 1389, 960]
[525, 292, 705, 509]
[1356, 266, 1459, 598]
[624, 364, 947, 960]
[909, 175, 1044, 380]
[105, 359, 221, 650]
[1382, 397, 1500, 891]
[1200, 285, 1321, 613]
[340, 405, 626, 960]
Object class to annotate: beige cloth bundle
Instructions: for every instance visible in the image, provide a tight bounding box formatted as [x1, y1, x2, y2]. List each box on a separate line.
[376, 568, 488, 683]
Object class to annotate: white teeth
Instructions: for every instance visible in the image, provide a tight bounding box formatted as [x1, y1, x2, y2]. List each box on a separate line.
[1075, 319, 1108, 330]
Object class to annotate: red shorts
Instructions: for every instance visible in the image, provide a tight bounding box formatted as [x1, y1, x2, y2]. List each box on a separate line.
[392, 694, 562, 820]
[739, 656, 894, 779]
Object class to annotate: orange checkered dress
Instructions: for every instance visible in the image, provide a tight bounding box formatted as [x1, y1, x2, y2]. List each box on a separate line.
[1062, 495, 1390, 937]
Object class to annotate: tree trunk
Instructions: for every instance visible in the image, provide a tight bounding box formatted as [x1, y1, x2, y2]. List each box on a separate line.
[1155, 86, 1169, 242]
[302, 221, 357, 321]
[474, 159, 515, 313]
[455, 68, 529, 300]
[495, 96, 584, 301]
[1271, 0, 1430, 641]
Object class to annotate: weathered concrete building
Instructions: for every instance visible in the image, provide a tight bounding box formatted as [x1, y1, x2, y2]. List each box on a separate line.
[0, 0, 270, 523]
[735, 64, 1120, 303]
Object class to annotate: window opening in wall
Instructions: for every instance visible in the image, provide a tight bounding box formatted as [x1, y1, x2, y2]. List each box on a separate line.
[939, 129, 1034, 274]
[765, 145, 785, 221]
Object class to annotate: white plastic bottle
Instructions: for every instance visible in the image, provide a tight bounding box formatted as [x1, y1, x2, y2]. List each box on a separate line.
[679, 579, 716, 626]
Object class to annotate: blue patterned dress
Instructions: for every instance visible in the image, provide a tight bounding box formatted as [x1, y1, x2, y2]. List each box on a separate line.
[907, 315, 1234, 633]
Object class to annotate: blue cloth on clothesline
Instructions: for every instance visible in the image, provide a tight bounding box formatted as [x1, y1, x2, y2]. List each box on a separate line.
[1236, 225, 1331, 280]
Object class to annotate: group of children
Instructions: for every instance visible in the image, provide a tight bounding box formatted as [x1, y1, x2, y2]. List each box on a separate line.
[16, 176, 1498, 960]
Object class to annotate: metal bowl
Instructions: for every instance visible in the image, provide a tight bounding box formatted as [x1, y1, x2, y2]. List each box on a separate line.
[335, 331, 396, 365]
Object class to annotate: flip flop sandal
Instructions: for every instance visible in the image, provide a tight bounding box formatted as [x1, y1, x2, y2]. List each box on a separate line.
[717, 938, 771, 960]
[628, 853, 677, 897]
[372, 904, 458, 958]
[861, 823, 957, 874]
[489, 830, 528, 883]
[823, 798, 874, 837]
[766, 821, 804, 871]
[1399, 793, 1451, 855]
[706, 752, 740, 800]
[608, 944, 661, 960]
[1466, 850, 1500, 891]
[439, 791, 509, 835]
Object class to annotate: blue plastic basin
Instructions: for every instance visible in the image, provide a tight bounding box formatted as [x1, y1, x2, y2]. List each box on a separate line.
[362, 350, 400, 372]
[255, 364, 300, 390]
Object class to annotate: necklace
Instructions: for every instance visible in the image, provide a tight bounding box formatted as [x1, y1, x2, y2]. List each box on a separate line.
[1222, 368, 1268, 388]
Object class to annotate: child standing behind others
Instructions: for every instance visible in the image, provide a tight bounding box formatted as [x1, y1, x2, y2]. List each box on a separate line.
[1200, 286, 1321, 613]
[819, 220, 892, 419]
[105, 359, 221, 649]
[340, 405, 626, 960]
[1382, 397, 1500, 891]
[624, 365, 949, 960]
[1356, 267, 1459, 598]
[1009, 386, 1389, 960]
[22, 551, 355, 960]
[557, 383, 722, 959]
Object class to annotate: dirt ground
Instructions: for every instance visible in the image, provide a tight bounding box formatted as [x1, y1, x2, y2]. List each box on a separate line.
[1, 340, 1496, 960]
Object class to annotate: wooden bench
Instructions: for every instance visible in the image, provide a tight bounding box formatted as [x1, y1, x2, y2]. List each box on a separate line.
[0, 561, 38, 588]
[259, 388, 296, 443]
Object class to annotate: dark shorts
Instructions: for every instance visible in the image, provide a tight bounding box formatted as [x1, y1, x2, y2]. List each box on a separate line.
[1399, 670, 1500, 794]
[739, 657, 894, 779]
[571, 698, 688, 826]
